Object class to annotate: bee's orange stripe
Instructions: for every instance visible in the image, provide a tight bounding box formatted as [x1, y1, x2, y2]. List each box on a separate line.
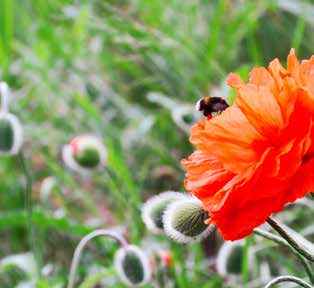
[204, 96, 211, 105]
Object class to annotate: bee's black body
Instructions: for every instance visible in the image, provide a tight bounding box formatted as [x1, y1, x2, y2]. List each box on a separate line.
[196, 96, 229, 117]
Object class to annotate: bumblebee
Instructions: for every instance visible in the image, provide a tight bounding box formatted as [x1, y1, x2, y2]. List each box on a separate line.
[195, 96, 229, 117]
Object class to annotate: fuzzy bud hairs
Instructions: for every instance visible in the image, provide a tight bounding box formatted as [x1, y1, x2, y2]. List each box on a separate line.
[114, 245, 152, 287]
[0, 112, 23, 155]
[141, 191, 187, 234]
[163, 196, 215, 243]
[216, 240, 254, 277]
[0, 82, 23, 155]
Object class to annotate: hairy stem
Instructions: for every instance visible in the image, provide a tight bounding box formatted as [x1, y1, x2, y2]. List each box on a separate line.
[254, 228, 313, 284]
[242, 236, 250, 288]
[264, 275, 312, 288]
[67, 229, 128, 288]
[18, 151, 42, 277]
[267, 217, 314, 262]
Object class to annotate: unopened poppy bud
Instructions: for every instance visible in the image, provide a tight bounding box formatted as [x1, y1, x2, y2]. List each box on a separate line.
[163, 197, 215, 243]
[62, 135, 107, 173]
[0, 113, 23, 155]
[114, 245, 152, 287]
[141, 191, 186, 234]
[0, 252, 36, 279]
[217, 241, 253, 276]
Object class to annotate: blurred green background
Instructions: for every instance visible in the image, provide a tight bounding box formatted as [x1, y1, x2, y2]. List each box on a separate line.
[0, 0, 313, 287]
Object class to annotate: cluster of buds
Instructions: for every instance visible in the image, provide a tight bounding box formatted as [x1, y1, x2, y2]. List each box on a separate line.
[142, 191, 215, 243]
[142, 192, 257, 283]
[62, 135, 107, 173]
[142, 191, 249, 284]
[0, 82, 23, 155]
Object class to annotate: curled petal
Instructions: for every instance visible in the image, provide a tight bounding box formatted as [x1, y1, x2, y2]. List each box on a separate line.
[226, 73, 244, 89]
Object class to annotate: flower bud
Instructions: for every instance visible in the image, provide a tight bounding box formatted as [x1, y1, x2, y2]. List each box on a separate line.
[216, 241, 253, 276]
[0, 113, 23, 155]
[62, 135, 107, 173]
[163, 197, 215, 243]
[141, 191, 186, 234]
[114, 245, 152, 287]
[0, 252, 36, 278]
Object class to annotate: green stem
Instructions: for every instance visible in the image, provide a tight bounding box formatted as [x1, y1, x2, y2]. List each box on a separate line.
[67, 229, 128, 288]
[41, 152, 99, 217]
[264, 275, 312, 288]
[254, 228, 314, 284]
[267, 217, 314, 262]
[242, 236, 250, 287]
[18, 151, 42, 277]
[155, 255, 167, 288]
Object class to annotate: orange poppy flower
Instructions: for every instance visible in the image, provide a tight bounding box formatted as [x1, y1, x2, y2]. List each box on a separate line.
[182, 49, 314, 241]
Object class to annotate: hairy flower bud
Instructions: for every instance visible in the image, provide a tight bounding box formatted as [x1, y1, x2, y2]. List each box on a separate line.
[62, 135, 107, 173]
[0, 252, 36, 278]
[0, 113, 23, 155]
[141, 191, 186, 233]
[217, 241, 253, 276]
[163, 197, 215, 243]
[114, 245, 151, 287]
